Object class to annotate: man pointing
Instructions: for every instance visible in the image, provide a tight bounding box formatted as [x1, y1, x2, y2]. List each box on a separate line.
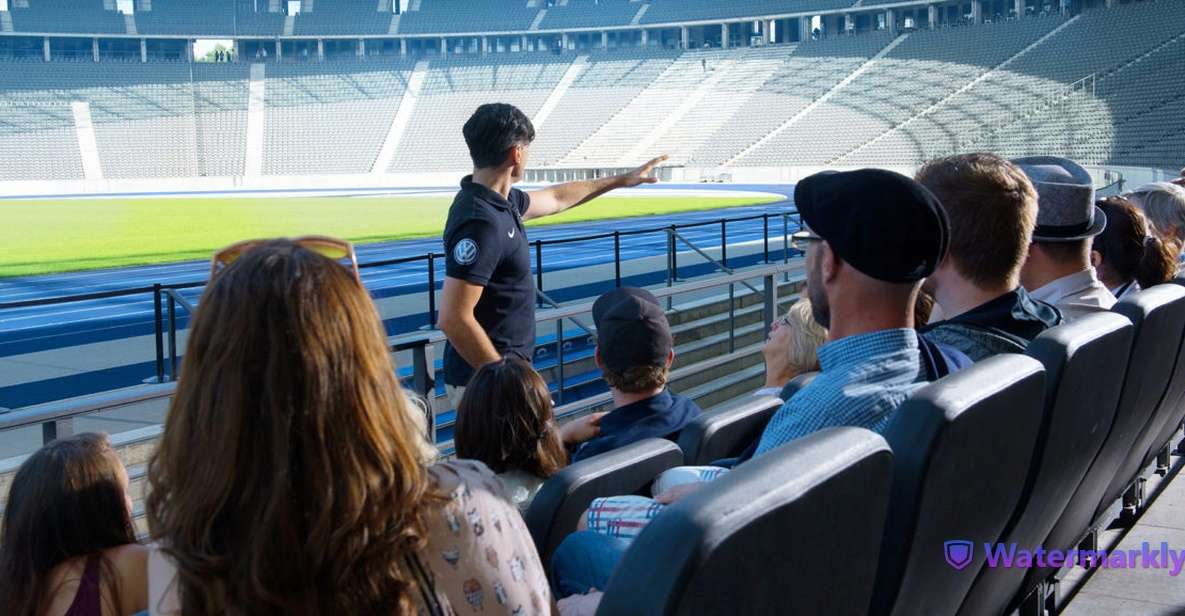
[438, 102, 667, 407]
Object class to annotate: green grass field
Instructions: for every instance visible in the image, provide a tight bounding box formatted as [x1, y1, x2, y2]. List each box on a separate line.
[0, 194, 780, 278]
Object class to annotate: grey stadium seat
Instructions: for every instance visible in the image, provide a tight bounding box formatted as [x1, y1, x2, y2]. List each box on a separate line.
[676, 395, 783, 465]
[1099, 284, 1185, 521]
[870, 354, 1046, 616]
[595, 427, 894, 616]
[779, 370, 819, 401]
[958, 312, 1133, 616]
[523, 438, 682, 565]
[1022, 284, 1185, 597]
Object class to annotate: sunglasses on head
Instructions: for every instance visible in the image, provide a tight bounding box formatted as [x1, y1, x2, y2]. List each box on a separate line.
[210, 236, 361, 283]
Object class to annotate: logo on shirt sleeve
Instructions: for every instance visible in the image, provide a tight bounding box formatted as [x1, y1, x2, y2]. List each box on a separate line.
[453, 238, 479, 265]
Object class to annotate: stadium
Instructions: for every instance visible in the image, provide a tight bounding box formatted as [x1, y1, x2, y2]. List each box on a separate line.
[0, 0, 1184, 614]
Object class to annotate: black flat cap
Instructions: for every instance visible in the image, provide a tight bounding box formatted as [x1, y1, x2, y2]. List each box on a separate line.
[794, 169, 949, 283]
[592, 287, 673, 375]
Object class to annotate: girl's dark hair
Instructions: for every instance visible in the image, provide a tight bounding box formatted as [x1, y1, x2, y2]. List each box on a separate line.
[0, 433, 135, 616]
[1093, 197, 1179, 289]
[454, 357, 567, 479]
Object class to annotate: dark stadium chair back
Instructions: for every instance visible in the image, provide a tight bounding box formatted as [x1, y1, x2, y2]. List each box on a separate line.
[1099, 284, 1185, 519]
[870, 354, 1046, 616]
[676, 395, 783, 465]
[595, 427, 894, 616]
[523, 437, 682, 565]
[957, 312, 1133, 616]
[1022, 284, 1185, 595]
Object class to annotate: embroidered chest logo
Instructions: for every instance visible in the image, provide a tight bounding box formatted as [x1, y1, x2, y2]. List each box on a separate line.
[508, 227, 516, 239]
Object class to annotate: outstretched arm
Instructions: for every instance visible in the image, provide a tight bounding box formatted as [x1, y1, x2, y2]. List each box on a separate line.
[524, 155, 668, 221]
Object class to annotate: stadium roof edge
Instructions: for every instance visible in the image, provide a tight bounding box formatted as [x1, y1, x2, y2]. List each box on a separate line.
[0, 0, 943, 40]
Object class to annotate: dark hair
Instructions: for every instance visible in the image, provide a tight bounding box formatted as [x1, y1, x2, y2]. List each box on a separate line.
[147, 241, 434, 614]
[462, 103, 536, 169]
[0, 433, 135, 616]
[454, 356, 567, 479]
[1093, 197, 1179, 289]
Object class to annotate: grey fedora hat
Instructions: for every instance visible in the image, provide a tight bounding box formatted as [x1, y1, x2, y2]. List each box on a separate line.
[1012, 156, 1106, 241]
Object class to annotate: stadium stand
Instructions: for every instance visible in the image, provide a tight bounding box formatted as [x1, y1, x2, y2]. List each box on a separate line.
[293, 0, 390, 36]
[537, 0, 642, 31]
[263, 60, 413, 175]
[638, 0, 854, 25]
[395, 0, 538, 35]
[9, 0, 126, 35]
[192, 63, 250, 178]
[234, 6, 286, 37]
[528, 48, 680, 166]
[0, 2, 1180, 176]
[387, 54, 573, 172]
[135, 0, 236, 36]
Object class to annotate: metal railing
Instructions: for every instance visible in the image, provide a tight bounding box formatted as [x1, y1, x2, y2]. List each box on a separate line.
[0, 209, 802, 389]
[0, 260, 806, 453]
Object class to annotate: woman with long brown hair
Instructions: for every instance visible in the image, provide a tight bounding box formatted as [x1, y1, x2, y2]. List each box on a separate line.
[145, 239, 552, 615]
[1091, 197, 1179, 298]
[0, 432, 148, 616]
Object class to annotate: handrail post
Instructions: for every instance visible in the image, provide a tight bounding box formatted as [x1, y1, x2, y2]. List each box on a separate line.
[762, 213, 770, 263]
[763, 274, 776, 335]
[535, 240, 544, 307]
[669, 225, 678, 280]
[427, 253, 437, 329]
[153, 284, 164, 383]
[728, 282, 735, 353]
[613, 231, 622, 287]
[412, 343, 436, 443]
[720, 219, 727, 269]
[167, 292, 178, 380]
[556, 318, 565, 405]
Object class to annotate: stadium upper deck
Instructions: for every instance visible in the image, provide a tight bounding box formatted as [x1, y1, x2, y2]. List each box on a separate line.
[0, 1, 1181, 183]
[0, 0, 1109, 38]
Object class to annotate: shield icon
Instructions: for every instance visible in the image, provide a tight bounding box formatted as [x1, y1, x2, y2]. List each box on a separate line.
[944, 540, 974, 571]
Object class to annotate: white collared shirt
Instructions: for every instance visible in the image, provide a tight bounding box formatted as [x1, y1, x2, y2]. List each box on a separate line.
[1029, 267, 1117, 322]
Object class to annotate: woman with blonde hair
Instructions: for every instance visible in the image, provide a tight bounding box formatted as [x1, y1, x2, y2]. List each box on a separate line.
[146, 239, 552, 615]
[755, 298, 828, 398]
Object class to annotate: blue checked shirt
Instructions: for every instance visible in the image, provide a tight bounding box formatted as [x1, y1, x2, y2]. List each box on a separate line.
[754, 328, 926, 456]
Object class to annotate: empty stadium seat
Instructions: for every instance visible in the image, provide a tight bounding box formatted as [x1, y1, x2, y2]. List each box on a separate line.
[1099, 284, 1185, 520]
[676, 395, 782, 465]
[1020, 284, 1185, 599]
[596, 427, 894, 616]
[524, 437, 682, 564]
[870, 354, 1046, 616]
[957, 312, 1133, 615]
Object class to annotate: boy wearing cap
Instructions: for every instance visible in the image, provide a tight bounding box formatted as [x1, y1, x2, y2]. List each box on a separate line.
[570, 287, 702, 463]
[1015, 156, 1117, 321]
[754, 168, 958, 456]
[917, 154, 1062, 360]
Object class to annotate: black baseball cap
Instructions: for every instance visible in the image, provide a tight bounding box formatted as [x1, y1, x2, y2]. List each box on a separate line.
[794, 169, 949, 283]
[592, 287, 673, 374]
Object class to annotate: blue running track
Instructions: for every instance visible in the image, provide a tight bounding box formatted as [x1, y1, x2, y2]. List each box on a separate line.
[0, 184, 798, 408]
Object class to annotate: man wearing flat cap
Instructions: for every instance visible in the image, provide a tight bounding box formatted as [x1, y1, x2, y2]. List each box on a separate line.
[753, 169, 963, 456]
[1016, 156, 1117, 322]
[570, 287, 702, 462]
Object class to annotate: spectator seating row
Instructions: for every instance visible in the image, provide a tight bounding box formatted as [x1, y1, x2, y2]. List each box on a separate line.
[521, 283, 1185, 614]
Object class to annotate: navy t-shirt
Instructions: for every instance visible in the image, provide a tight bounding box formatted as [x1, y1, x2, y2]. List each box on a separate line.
[571, 389, 702, 462]
[442, 176, 535, 387]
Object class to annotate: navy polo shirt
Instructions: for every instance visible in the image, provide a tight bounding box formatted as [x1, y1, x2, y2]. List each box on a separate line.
[442, 176, 535, 387]
[571, 389, 702, 462]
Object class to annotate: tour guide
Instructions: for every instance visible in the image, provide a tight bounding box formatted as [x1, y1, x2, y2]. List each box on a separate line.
[438, 102, 666, 407]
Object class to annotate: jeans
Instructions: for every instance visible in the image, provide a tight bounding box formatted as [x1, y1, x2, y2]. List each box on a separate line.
[549, 530, 632, 598]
